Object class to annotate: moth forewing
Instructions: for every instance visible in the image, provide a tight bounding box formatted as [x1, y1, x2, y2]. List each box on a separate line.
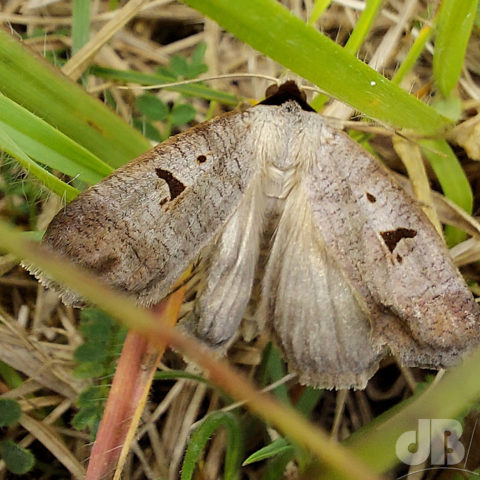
[36, 109, 261, 307]
[29, 81, 480, 389]
[302, 119, 480, 369]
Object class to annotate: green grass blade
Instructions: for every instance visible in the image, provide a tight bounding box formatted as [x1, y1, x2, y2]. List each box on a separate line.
[308, 0, 332, 26]
[72, 0, 91, 54]
[344, 0, 384, 55]
[295, 387, 323, 418]
[392, 23, 434, 85]
[259, 344, 290, 405]
[0, 29, 150, 167]
[312, 0, 384, 110]
[181, 412, 242, 480]
[0, 94, 112, 185]
[0, 127, 79, 202]
[344, 344, 480, 474]
[421, 139, 472, 244]
[90, 66, 239, 105]
[243, 438, 293, 465]
[433, 0, 478, 97]
[182, 0, 451, 135]
[154, 370, 212, 383]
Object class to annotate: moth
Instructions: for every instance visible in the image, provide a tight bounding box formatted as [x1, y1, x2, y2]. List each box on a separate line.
[30, 82, 480, 389]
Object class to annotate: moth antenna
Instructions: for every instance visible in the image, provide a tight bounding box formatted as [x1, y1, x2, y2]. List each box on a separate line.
[300, 85, 323, 94]
[319, 116, 397, 137]
[116, 72, 279, 91]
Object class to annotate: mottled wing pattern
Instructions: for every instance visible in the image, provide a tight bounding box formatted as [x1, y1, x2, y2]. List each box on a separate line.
[36, 110, 260, 307]
[300, 114, 480, 368]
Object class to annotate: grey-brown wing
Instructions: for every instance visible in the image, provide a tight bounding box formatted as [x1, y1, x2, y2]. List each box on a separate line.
[32, 109, 261, 307]
[302, 117, 480, 368]
[260, 185, 383, 389]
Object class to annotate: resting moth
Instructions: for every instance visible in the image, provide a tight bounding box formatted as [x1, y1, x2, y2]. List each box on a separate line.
[29, 81, 480, 389]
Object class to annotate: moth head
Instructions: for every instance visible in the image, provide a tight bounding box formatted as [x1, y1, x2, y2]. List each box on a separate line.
[261, 81, 314, 112]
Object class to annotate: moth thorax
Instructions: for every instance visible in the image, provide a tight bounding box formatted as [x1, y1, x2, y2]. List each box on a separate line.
[262, 163, 298, 200]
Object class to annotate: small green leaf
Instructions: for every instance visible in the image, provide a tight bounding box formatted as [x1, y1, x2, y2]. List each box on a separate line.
[185, 63, 209, 79]
[79, 309, 114, 340]
[0, 399, 22, 426]
[76, 385, 104, 408]
[74, 342, 108, 364]
[135, 93, 169, 121]
[133, 118, 163, 143]
[73, 362, 105, 379]
[72, 405, 99, 431]
[243, 438, 293, 465]
[156, 66, 178, 80]
[170, 103, 196, 126]
[72, 311, 126, 437]
[170, 55, 190, 77]
[191, 41, 207, 65]
[0, 439, 35, 474]
[0, 361, 23, 389]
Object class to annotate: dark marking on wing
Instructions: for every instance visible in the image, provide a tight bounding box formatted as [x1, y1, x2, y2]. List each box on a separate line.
[155, 168, 186, 201]
[380, 228, 417, 253]
[196, 154, 207, 163]
[94, 255, 119, 273]
[366, 192, 377, 203]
